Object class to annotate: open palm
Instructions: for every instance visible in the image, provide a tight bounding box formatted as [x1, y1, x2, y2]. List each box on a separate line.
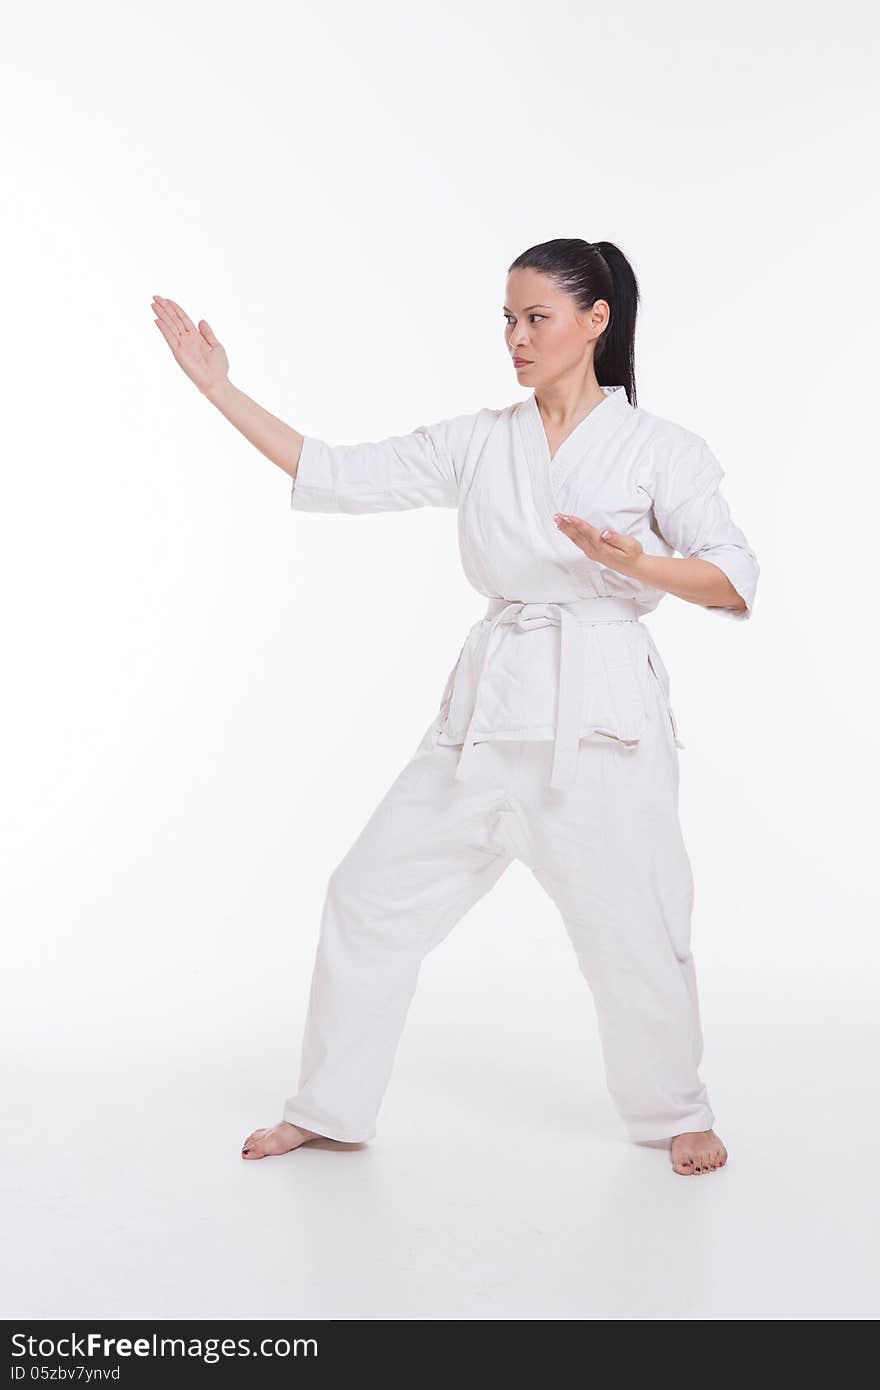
[554, 512, 645, 577]
[152, 295, 229, 395]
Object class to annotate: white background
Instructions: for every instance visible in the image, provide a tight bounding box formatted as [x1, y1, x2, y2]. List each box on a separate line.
[3, 0, 878, 1320]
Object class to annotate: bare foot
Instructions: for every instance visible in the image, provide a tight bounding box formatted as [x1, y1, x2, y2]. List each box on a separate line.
[241, 1122, 321, 1159]
[671, 1129, 728, 1175]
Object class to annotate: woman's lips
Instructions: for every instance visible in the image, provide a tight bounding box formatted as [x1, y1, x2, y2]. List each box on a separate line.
[513, 358, 533, 367]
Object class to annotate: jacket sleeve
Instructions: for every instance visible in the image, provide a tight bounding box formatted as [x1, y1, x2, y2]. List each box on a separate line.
[289, 411, 482, 514]
[649, 434, 760, 620]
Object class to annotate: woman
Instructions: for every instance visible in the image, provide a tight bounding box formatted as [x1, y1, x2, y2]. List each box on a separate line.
[152, 238, 758, 1177]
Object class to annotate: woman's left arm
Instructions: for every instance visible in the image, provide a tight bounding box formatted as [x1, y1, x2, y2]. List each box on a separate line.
[555, 434, 760, 620]
[629, 553, 749, 614]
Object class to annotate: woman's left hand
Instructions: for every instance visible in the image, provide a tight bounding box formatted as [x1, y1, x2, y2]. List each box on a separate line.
[553, 514, 644, 577]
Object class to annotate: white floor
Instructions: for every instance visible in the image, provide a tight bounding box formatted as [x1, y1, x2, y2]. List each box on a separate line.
[5, 955, 878, 1320]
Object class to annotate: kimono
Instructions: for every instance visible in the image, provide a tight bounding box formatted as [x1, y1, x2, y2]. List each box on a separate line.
[289, 385, 759, 788]
[280, 386, 759, 1145]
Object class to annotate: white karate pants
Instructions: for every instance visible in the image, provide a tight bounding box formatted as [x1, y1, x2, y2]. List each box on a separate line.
[282, 665, 715, 1144]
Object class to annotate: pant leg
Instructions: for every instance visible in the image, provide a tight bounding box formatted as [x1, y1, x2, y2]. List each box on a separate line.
[282, 726, 515, 1141]
[510, 675, 715, 1143]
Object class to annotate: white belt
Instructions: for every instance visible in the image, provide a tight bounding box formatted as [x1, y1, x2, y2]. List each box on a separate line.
[452, 595, 643, 791]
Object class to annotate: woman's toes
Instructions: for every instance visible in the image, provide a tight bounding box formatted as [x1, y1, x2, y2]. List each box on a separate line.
[240, 1122, 320, 1159]
[670, 1131, 728, 1175]
[241, 1128, 268, 1158]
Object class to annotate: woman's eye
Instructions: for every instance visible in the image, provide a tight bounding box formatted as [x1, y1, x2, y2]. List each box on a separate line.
[504, 313, 545, 325]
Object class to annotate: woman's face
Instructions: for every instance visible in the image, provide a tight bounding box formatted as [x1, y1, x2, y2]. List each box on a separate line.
[503, 267, 609, 388]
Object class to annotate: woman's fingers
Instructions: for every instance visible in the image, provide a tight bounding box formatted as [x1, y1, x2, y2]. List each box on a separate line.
[152, 294, 196, 337]
[555, 514, 631, 554]
[597, 527, 628, 551]
[162, 299, 190, 336]
[151, 296, 178, 333]
[553, 515, 642, 578]
[199, 319, 217, 345]
[554, 514, 600, 544]
[555, 516, 598, 560]
[165, 297, 198, 335]
[153, 318, 178, 348]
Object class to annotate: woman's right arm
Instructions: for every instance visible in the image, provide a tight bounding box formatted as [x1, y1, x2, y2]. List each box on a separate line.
[152, 293, 482, 511]
[202, 378, 304, 480]
[152, 294, 304, 479]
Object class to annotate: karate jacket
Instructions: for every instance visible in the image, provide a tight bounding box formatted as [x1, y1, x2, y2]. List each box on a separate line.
[289, 385, 759, 789]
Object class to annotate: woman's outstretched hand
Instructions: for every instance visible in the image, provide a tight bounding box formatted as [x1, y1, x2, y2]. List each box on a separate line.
[554, 513, 645, 577]
[152, 295, 229, 396]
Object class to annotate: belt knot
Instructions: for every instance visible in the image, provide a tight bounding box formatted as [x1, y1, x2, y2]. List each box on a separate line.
[451, 594, 643, 790]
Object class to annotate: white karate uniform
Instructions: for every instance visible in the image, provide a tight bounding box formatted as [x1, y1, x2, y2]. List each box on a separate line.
[281, 385, 759, 1142]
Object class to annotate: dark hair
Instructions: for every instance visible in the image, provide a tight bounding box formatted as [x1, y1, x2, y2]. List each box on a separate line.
[507, 238, 640, 407]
